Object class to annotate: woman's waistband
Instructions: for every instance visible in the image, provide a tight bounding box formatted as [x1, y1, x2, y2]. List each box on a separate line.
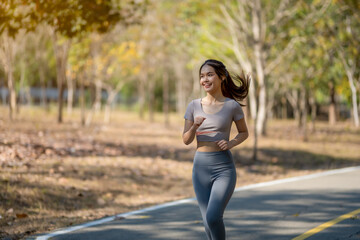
[194, 149, 233, 165]
[195, 149, 230, 155]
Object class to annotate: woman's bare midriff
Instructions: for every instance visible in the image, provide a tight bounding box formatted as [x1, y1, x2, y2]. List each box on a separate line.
[196, 141, 223, 152]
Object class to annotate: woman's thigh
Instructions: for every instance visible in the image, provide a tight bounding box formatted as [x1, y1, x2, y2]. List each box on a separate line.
[207, 168, 237, 217]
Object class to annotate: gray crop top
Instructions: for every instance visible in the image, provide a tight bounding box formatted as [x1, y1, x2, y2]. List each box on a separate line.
[184, 98, 244, 142]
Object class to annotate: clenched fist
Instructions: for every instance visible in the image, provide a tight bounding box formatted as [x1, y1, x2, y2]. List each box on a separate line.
[194, 116, 206, 128]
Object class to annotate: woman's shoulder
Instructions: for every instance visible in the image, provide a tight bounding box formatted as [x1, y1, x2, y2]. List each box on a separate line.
[226, 97, 239, 105]
[189, 98, 202, 105]
[227, 98, 243, 110]
[186, 98, 200, 108]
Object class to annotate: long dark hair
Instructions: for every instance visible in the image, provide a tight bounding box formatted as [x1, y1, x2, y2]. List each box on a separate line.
[199, 59, 250, 106]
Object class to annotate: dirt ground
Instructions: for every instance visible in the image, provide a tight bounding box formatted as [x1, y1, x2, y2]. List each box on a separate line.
[0, 106, 359, 239]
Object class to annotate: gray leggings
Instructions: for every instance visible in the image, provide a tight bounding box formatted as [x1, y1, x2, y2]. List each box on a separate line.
[192, 150, 237, 240]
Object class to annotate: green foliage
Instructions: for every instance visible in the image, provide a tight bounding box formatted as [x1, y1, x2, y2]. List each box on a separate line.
[1, 0, 148, 38]
[1, 0, 359, 117]
[0, 0, 35, 37]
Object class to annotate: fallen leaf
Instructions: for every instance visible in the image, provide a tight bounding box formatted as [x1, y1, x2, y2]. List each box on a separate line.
[16, 213, 28, 219]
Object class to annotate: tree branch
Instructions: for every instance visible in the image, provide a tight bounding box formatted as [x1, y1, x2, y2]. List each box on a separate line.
[268, 0, 299, 28]
[264, 36, 305, 75]
[219, 4, 252, 71]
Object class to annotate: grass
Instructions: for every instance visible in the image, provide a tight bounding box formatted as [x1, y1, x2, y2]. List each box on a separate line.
[0, 105, 359, 239]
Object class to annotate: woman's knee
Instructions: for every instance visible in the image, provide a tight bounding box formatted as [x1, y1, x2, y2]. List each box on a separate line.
[206, 211, 222, 227]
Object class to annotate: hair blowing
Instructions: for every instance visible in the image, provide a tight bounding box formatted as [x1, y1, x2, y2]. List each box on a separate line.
[199, 59, 250, 106]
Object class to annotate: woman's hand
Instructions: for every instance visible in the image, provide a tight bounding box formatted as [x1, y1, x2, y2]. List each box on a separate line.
[215, 139, 234, 150]
[183, 116, 206, 145]
[194, 116, 206, 129]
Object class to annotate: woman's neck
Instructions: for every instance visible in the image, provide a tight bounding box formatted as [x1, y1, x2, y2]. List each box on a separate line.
[204, 92, 226, 103]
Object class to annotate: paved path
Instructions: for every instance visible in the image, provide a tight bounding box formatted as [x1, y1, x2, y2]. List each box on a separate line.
[29, 166, 360, 240]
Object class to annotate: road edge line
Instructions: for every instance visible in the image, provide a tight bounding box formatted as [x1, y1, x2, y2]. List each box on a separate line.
[234, 165, 360, 192]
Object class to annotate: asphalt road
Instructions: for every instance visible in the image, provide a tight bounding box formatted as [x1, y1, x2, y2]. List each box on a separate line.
[29, 166, 360, 240]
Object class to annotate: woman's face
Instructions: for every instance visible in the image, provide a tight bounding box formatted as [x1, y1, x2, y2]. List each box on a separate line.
[200, 65, 223, 93]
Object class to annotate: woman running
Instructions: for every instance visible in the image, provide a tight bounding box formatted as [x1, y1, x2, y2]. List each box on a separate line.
[182, 59, 250, 240]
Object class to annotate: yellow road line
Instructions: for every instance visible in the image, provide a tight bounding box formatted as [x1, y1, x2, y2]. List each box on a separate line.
[292, 208, 360, 240]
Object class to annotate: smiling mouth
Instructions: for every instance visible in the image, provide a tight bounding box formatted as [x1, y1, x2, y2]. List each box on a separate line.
[203, 84, 212, 88]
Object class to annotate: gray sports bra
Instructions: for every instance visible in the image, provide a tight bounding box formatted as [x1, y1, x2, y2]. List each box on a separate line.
[184, 98, 244, 142]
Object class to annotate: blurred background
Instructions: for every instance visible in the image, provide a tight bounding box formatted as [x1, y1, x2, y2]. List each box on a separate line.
[0, 0, 359, 239]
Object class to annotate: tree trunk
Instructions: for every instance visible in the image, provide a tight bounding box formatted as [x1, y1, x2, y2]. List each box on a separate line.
[19, 58, 32, 108]
[85, 43, 102, 126]
[0, 77, 5, 105]
[148, 76, 155, 122]
[104, 90, 116, 124]
[93, 82, 102, 114]
[253, 112, 258, 162]
[300, 86, 308, 141]
[281, 96, 287, 119]
[163, 70, 169, 126]
[67, 62, 74, 115]
[248, 76, 257, 120]
[286, 89, 300, 122]
[104, 82, 125, 124]
[36, 34, 48, 109]
[138, 71, 147, 119]
[337, 46, 359, 128]
[309, 89, 317, 132]
[85, 80, 102, 126]
[0, 34, 17, 120]
[7, 66, 16, 120]
[328, 80, 336, 125]
[79, 72, 86, 126]
[51, 31, 71, 124]
[252, 0, 267, 136]
[19, 59, 26, 107]
[39, 62, 47, 108]
[92, 49, 102, 115]
[267, 81, 278, 120]
[19, 58, 32, 106]
[345, 70, 359, 128]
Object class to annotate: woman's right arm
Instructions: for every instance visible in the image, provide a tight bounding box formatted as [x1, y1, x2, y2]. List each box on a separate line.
[182, 117, 206, 145]
[182, 120, 197, 145]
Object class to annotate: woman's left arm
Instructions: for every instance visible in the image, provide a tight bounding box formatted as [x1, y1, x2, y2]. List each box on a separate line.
[228, 118, 249, 149]
[216, 118, 249, 150]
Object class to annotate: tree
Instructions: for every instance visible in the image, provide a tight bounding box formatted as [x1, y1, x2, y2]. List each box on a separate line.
[0, 31, 18, 119]
[331, 0, 360, 127]
[0, 0, 32, 119]
[0, 0, 147, 123]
